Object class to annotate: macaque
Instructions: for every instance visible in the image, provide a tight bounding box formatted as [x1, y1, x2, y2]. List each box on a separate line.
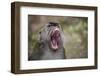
[29, 22, 66, 60]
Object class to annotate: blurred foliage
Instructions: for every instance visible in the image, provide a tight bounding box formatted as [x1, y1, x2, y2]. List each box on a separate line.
[59, 17, 88, 58]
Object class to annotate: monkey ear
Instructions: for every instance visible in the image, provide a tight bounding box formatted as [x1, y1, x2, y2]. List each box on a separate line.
[37, 31, 43, 43]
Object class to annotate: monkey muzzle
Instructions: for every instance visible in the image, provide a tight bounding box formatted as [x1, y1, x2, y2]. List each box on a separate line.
[49, 27, 61, 51]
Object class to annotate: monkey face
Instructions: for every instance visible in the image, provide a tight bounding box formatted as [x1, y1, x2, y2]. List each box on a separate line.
[39, 22, 63, 51]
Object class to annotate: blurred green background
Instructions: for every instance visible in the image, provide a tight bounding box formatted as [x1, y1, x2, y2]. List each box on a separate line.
[28, 15, 88, 59]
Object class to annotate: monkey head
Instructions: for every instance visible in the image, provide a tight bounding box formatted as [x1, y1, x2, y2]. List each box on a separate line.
[39, 22, 63, 51]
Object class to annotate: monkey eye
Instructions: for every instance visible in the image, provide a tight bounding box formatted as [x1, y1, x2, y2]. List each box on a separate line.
[39, 31, 41, 34]
[47, 24, 51, 27]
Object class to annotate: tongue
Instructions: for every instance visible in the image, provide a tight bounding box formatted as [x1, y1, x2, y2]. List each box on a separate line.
[52, 40, 56, 45]
[51, 39, 58, 50]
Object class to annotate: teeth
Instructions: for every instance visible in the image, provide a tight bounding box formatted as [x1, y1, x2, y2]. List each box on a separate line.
[54, 27, 59, 31]
[53, 28, 59, 34]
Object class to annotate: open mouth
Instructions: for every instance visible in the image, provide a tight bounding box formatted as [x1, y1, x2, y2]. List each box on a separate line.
[49, 27, 61, 50]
